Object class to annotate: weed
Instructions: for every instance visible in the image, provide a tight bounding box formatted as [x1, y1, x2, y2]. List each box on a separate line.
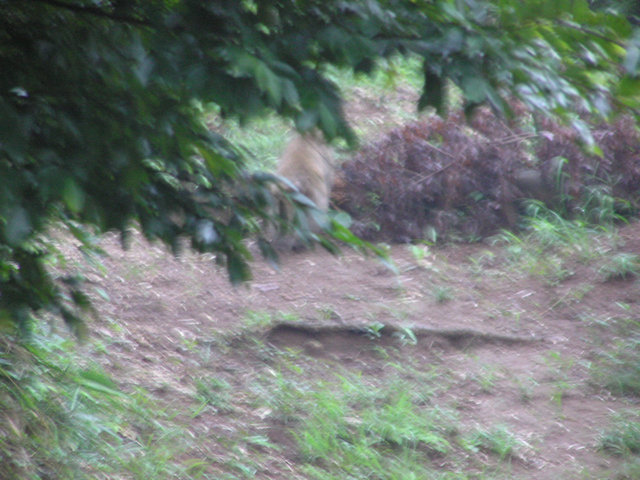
[363, 390, 451, 452]
[257, 366, 309, 424]
[549, 379, 573, 410]
[579, 183, 633, 226]
[468, 250, 496, 275]
[317, 304, 341, 321]
[599, 252, 640, 280]
[493, 202, 622, 287]
[617, 302, 632, 311]
[293, 375, 456, 478]
[599, 413, 640, 456]
[514, 377, 539, 403]
[591, 336, 640, 396]
[392, 326, 418, 346]
[463, 425, 523, 461]
[472, 365, 500, 393]
[244, 434, 281, 452]
[364, 321, 385, 339]
[408, 244, 434, 268]
[543, 351, 576, 409]
[194, 377, 234, 414]
[433, 285, 454, 303]
[613, 459, 640, 480]
[344, 293, 363, 301]
[241, 310, 274, 330]
[276, 310, 301, 323]
[0, 330, 203, 480]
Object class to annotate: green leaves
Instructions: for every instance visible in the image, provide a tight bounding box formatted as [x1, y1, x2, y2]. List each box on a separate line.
[62, 179, 85, 214]
[1, 0, 639, 336]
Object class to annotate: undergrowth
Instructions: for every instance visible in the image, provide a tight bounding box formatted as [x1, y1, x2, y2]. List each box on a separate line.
[0, 327, 203, 480]
[3, 56, 640, 480]
[334, 104, 640, 242]
[491, 200, 625, 285]
[591, 333, 640, 397]
[250, 359, 519, 479]
[598, 412, 640, 479]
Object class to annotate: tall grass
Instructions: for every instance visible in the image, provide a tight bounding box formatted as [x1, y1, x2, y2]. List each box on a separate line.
[268, 369, 458, 479]
[0, 328, 204, 480]
[591, 334, 640, 397]
[248, 357, 532, 479]
[492, 197, 627, 286]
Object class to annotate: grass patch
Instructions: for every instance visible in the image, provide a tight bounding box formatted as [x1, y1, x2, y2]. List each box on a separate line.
[194, 376, 235, 414]
[492, 202, 621, 285]
[291, 374, 457, 478]
[599, 413, 640, 456]
[0, 329, 204, 480]
[462, 425, 525, 461]
[246, 359, 495, 479]
[203, 54, 424, 174]
[591, 334, 640, 397]
[433, 285, 454, 304]
[599, 252, 640, 280]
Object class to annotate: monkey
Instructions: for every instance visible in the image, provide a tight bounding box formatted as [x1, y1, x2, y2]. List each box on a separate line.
[270, 131, 334, 250]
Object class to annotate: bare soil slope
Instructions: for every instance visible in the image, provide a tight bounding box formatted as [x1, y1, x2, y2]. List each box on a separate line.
[81, 220, 640, 479]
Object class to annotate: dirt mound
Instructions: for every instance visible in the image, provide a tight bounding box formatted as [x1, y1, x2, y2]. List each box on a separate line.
[81, 220, 640, 479]
[266, 322, 537, 361]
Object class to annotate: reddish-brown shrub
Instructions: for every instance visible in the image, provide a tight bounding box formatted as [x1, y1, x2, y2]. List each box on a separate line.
[332, 108, 640, 242]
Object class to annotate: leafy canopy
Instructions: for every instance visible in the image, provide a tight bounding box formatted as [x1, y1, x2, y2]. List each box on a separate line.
[0, 0, 638, 333]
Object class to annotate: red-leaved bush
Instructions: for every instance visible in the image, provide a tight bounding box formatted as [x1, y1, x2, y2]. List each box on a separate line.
[333, 107, 640, 242]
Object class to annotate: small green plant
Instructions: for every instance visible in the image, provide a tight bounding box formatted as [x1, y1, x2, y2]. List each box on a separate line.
[364, 321, 386, 339]
[612, 459, 640, 480]
[276, 310, 301, 323]
[433, 285, 454, 303]
[543, 351, 576, 410]
[463, 425, 523, 461]
[599, 414, 640, 456]
[317, 304, 341, 321]
[194, 377, 234, 414]
[468, 250, 496, 275]
[591, 336, 640, 396]
[392, 326, 418, 346]
[408, 244, 430, 261]
[0, 330, 202, 480]
[579, 182, 632, 226]
[257, 365, 309, 424]
[472, 365, 500, 393]
[514, 377, 539, 403]
[242, 310, 274, 329]
[494, 201, 621, 287]
[291, 374, 456, 479]
[550, 379, 573, 410]
[599, 253, 640, 280]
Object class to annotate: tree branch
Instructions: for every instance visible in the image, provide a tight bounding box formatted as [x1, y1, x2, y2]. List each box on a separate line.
[31, 0, 150, 27]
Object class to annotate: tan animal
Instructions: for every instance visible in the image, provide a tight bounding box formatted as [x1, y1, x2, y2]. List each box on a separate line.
[271, 131, 334, 248]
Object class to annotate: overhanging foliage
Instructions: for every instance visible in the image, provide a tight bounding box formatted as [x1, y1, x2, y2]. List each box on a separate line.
[0, 0, 638, 333]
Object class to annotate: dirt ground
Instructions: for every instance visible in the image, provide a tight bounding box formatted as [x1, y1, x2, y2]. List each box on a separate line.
[66, 82, 640, 479]
[75, 218, 640, 479]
